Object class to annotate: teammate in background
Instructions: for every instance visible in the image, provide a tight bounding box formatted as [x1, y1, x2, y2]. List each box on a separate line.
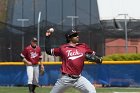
[45, 28, 102, 93]
[20, 37, 44, 93]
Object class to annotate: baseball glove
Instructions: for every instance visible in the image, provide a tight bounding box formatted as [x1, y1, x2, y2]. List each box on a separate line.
[85, 53, 102, 64]
[39, 68, 45, 76]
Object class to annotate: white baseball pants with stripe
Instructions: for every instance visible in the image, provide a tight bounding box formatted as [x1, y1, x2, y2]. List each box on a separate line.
[50, 75, 96, 93]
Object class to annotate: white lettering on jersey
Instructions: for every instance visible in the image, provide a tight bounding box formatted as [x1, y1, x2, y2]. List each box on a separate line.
[66, 50, 83, 60]
[30, 52, 38, 58]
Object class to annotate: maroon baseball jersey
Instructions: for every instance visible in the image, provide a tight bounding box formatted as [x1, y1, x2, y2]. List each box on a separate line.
[21, 45, 42, 65]
[52, 43, 95, 75]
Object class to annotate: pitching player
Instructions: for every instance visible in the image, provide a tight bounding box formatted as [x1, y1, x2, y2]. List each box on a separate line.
[45, 28, 102, 93]
[20, 37, 44, 93]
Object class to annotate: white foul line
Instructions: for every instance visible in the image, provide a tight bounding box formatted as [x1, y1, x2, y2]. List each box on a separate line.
[113, 92, 140, 93]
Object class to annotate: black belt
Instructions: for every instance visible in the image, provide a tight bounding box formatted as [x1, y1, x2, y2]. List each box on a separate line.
[62, 72, 80, 79]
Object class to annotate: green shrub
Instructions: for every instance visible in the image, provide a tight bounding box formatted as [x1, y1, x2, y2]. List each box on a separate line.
[103, 53, 140, 61]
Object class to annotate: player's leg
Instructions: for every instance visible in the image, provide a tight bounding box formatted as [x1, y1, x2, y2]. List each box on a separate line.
[27, 66, 34, 93]
[74, 76, 96, 93]
[32, 65, 39, 93]
[50, 75, 72, 93]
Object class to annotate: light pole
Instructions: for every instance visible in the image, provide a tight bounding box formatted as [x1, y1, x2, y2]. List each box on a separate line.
[17, 18, 29, 50]
[67, 16, 79, 30]
[118, 14, 128, 53]
[38, 11, 41, 46]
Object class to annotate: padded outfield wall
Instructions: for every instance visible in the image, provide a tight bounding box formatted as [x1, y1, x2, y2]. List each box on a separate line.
[0, 61, 140, 87]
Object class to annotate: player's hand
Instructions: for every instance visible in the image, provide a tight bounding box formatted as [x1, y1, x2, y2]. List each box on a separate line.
[40, 65, 45, 75]
[40, 64, 44, 71]
[26, 61, 32, 66]
[46, 28, 54, 36]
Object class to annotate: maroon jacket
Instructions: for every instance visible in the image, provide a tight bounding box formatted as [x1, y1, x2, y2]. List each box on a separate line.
[51, 43, 94, 75]
[21, 45, 42, 65]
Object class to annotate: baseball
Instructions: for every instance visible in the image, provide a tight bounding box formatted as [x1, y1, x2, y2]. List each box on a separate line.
[49, 28, 54, 32]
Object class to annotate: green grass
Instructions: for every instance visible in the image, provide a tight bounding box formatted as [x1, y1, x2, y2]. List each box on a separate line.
[0, 86, 140, 93]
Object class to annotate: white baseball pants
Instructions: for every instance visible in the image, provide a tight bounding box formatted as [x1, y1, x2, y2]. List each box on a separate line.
[50, 75, 96, 93]
[26, 65, 39, 86]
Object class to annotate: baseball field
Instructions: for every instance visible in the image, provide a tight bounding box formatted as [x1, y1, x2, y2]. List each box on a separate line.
[0, 86, 140, 93]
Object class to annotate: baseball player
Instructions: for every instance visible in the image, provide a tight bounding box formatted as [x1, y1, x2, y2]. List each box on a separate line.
[20, 37, 44, 93]
[45, 28, 102, 93]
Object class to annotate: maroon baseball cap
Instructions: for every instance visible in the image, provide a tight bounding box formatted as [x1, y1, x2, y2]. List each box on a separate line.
[65, 29, 79, 38]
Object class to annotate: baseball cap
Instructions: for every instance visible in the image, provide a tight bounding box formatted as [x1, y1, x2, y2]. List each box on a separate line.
[31, 37, 38, 42]
[65, 29, 79, 38]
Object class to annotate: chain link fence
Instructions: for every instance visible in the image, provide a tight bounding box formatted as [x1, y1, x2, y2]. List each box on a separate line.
[0, 0, 139, 61]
